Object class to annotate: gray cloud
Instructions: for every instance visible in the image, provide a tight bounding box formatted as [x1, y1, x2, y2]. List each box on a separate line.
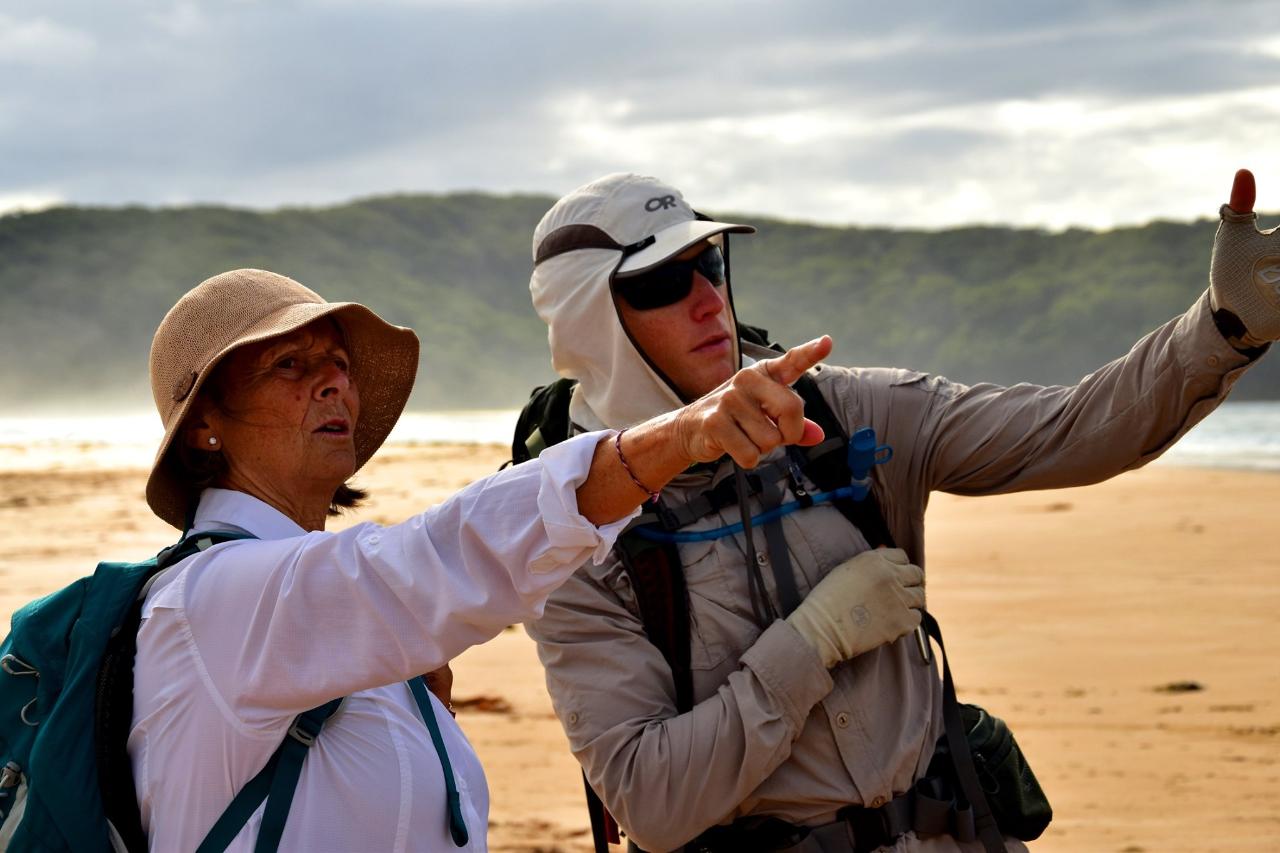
[4, 0, 1280, 226]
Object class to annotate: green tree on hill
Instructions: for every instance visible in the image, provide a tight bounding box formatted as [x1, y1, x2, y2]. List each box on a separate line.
[2, 196, 1273, 413]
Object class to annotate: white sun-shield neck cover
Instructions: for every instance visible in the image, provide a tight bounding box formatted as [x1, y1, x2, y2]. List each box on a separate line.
[529, 172, 754, 431]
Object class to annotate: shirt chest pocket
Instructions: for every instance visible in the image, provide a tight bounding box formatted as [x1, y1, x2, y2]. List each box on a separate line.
[678, 540, 757, 674]
[602, 543, 740, 677]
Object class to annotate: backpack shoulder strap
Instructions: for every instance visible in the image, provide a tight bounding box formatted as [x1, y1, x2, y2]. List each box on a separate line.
[407, 678, 469, 847]
[920, 612, 1007, 853]
[585, 531, 692, 853]
[193, 698, 344, 853]
[97, 530, 257, 853]
[792, 374, 896, 550]
[614, 532, 693, 713]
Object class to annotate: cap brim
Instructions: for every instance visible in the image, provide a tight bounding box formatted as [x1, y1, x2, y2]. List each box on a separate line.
[616, 219, 755, 276]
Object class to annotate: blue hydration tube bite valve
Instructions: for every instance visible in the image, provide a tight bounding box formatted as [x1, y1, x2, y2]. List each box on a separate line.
[632, 428, 893, 544]
[847, 426, 893, 494]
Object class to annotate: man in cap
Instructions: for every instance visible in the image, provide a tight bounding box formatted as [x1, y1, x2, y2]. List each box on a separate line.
[522, 170, 1275, 852]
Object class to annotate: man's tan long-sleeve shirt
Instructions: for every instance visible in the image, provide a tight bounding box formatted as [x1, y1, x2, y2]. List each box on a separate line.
[526, 292, 1256, 852]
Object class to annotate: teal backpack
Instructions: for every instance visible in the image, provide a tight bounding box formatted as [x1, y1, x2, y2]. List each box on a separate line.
[0, 531, 471, 852]
[0, 531, 254, 851]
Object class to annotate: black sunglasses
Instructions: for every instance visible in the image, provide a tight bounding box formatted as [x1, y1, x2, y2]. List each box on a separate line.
[614, 245, 727, 310]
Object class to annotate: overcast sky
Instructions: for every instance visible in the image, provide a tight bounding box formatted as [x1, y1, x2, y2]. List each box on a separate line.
[5, 0, 1280, 229]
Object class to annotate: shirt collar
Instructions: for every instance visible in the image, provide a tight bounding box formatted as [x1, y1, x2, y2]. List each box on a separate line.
[190, 488, 308, 541]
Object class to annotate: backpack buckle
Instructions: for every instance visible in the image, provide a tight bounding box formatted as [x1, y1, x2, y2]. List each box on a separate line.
[0, 654, 37, 677]
[0, 761, 21, 789]
[785, 458, 814, 507]
[287, 716, 323, 747]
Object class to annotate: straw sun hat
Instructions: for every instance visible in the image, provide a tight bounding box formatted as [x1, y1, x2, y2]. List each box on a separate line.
[146, 269, 419, 530]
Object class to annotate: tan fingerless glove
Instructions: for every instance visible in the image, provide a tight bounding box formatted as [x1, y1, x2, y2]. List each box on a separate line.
[785, 548, 925, 669]
[1210, 204, 1280, 347]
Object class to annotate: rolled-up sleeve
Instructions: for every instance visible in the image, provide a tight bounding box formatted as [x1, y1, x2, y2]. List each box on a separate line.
[162, 430, 636, 725]
[532, 432, 634, 570]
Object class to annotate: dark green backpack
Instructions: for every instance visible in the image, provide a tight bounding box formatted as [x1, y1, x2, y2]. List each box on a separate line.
[511, 377, 577, 465]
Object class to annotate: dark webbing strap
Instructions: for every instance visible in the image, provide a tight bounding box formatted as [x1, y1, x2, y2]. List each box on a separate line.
[628, 457, 790, 532]
[254, 699, 344, 853]
[759, 476, 802, 615]
[194, 698, 343, 853]
[734, 464, 776, 626]
[921, 612, 1006, 853]
[626, 441, 843, 534]
[408, 676, 470, 847]
[584, 773, 620, 849]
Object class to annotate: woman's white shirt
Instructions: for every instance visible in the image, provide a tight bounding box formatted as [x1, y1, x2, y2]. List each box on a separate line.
[130, 433, 631, 852]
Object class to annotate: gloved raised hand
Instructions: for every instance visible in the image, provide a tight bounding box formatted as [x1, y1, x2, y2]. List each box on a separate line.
[785, 548, 925, 669]
[1210, 168, 1280, 348]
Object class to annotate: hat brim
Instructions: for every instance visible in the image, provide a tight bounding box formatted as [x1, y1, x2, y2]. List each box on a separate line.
[146, 301, 419, 530]
[615, 219, 755, 276]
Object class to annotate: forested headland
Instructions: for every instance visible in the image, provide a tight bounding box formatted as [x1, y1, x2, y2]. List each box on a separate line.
[3, 193, 1276, 413]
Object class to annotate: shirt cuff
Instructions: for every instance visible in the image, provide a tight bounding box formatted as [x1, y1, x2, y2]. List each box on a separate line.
[531, 430, 639, 572]
[1177, 290, 1258, 397]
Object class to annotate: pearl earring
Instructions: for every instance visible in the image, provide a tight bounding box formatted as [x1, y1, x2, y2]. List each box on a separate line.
[208, 437, 218, 446]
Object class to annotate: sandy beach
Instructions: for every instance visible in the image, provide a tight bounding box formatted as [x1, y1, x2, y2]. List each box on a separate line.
[1, 442, 1277, 851]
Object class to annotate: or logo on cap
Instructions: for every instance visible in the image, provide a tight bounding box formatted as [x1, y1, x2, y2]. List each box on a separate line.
[644, 195, 678, 212]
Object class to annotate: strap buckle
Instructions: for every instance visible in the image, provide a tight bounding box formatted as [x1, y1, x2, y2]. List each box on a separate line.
[287, 716, 323, 747]
[785, 457, 814, 507]
[841, 793, 915, 853]
[1, 654, 37, 677]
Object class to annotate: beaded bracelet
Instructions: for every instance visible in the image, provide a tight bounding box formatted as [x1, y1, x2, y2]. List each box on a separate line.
[615, 428, 660, 503]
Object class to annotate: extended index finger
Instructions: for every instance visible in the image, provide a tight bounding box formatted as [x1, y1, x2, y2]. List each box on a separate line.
[1229, 168, 1256, 214]
[762, 335, 833, 386]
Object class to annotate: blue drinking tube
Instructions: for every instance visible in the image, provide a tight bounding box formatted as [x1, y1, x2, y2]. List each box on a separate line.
[632, 427, 892, 543]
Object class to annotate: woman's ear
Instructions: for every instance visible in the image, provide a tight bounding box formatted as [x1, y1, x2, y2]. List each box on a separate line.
[183, 418, 216, 451]
[182, 401, 218, 451]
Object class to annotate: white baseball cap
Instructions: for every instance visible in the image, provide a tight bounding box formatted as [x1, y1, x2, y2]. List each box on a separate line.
[532, 173, 755, 275]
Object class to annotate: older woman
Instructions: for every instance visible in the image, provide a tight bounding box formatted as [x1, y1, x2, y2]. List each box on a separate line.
[130, 268, 831, 852]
